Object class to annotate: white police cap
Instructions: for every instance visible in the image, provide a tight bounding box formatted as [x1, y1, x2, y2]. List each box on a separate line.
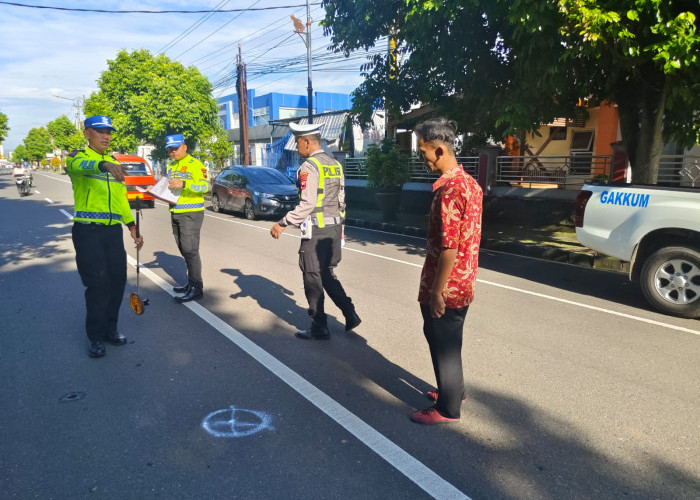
[289, 122, 322, 137]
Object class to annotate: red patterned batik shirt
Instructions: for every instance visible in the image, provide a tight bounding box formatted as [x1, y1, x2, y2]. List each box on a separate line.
[418, 166, 483, 308]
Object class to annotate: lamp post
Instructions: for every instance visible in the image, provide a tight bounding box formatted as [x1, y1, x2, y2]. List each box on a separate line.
[291, 0, 313, 123]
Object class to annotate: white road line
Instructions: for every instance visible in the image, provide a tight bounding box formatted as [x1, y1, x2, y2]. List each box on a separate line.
[478, 279, 700, 336]
[59, 209, 73, 219]
[44, 198, 53, 204]
[200, 211, 700, 336]
[33, 190, 40, 194]
[126, 254, 470, 500]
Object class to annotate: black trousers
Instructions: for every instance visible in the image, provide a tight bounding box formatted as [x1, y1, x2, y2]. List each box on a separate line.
[171, 211, 204, 288]
[420, 304, 469, 418]
[72, 223, 127, 342]
[299, 224, 354, 326]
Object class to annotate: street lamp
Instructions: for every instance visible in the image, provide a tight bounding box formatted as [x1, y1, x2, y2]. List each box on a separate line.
[291, 0, 313, 123]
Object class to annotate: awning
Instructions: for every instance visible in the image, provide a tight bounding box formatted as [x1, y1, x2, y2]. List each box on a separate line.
[284, 112, 348, 151]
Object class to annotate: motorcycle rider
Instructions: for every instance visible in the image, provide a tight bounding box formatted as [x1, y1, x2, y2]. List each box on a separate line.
[13, 162, 32, 193]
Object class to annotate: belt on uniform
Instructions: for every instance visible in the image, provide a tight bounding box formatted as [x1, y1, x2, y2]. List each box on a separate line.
[312, 216, 343, 227]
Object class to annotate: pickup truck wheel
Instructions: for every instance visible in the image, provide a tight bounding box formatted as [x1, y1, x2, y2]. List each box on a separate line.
[211, 194, 222, 213]
[640, 246, 700, 319]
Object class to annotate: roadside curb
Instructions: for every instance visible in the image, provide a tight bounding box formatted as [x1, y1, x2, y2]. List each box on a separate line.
[345, 217, 626, 272]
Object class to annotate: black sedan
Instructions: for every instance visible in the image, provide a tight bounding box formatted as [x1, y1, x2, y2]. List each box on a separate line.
[211, 166, 299, 220]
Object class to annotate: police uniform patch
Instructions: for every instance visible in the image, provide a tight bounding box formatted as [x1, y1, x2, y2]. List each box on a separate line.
[299, 172, 308, 190]
[202, 168, 208, 180]
[180, 166, 188, 173]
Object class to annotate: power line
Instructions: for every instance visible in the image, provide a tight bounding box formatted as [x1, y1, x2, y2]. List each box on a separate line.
[173, 0, 264, 60]
[159, 0, 231, 54]
[0, 1, 321, 14]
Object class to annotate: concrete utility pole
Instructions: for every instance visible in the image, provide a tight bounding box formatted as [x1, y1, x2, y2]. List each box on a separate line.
[236, 44, 250, 165]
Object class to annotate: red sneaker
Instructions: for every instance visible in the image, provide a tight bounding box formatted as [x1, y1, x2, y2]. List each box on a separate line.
[410, 407, 459, 425]
[426, 391, 467, 403]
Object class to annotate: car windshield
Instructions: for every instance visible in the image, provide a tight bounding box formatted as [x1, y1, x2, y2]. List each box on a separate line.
[122, 162, 150, 175]
[244, 168, 292, 185]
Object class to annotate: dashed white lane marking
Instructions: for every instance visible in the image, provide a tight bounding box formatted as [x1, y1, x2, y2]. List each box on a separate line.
[125, 254, 471, 500]
[59, 209, 73, 219]
[44, 198, 53, 204]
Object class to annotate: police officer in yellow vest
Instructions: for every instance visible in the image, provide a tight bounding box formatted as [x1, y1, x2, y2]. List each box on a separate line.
[165, 133, 208, 303]
[271, 122, 361, 339]
[66, 115, 144, 358]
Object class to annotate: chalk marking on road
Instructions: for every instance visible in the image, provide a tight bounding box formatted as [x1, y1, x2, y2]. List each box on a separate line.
[59, 209, 73, 219]
[126, 253, 471, 500]
[198, 210, 700, 335]
[44, 198, 53, 204]
[202, 406, 274, 438]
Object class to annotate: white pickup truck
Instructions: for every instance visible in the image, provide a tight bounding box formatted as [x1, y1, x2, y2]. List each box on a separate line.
[575, 184, 700, 318]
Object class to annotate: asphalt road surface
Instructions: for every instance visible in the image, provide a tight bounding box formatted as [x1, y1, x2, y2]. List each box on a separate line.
[1, 170, 698, 500]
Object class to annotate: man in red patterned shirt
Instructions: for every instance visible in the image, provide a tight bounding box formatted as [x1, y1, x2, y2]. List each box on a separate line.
[410, 117, 483, 425]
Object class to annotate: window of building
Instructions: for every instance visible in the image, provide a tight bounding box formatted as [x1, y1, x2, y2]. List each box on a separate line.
[549, 127, 567, 141]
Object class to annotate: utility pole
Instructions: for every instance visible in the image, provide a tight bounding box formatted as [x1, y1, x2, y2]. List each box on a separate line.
[291, 1, 313, 123]
[236, 44, 250, 165]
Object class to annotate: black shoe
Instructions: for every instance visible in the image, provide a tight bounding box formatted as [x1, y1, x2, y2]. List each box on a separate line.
[175, 285, 203, 303]
[89, 341, 105, 358]
[295, 323, 330, 340]
[104, 332, 127, 346]
[173, 283, 191, 294]
[344, 311, 362, 332]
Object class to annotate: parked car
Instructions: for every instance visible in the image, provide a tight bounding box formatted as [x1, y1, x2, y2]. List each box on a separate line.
[114, 154, 157, 208]
[211, 166, 299, 220]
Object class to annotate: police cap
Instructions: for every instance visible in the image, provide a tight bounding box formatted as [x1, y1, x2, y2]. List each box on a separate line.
[289, 122, 322, 137]
[84, 115, 116, 132]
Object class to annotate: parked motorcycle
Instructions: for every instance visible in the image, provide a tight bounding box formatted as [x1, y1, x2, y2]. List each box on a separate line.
[16, 175, 32, 196]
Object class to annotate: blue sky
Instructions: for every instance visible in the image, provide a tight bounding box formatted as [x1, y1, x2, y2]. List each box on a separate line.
[0, 1, 378, 151]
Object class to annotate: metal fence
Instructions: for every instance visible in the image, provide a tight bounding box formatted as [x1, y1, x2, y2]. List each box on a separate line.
[657, 155, 700, 187]
[496, 155, 612, 188]
[344, 156, 478, 182]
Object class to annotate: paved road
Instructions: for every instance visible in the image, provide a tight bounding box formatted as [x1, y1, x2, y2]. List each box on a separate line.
[1, 171, 698, 500]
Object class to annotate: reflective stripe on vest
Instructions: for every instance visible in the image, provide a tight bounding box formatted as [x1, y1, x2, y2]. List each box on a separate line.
[307, 156, 343, 228]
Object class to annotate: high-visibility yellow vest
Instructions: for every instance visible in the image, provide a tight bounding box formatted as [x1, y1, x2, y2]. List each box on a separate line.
[167, 154, 209, 213]
[65, 147, 134, 226]
[307, 156, 345, 228]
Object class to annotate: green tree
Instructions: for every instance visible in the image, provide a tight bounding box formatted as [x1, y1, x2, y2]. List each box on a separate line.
[197, 126, 234, 171]
[85, 49, 220, 160]
[47, 115, 82, 152]
[13, 144, 28, 161]
[24, 127, 52, 162]
[322, 0, 699, 183]
[0, 110, 8, 145]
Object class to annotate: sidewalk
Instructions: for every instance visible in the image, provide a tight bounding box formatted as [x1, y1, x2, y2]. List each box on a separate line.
[345, 207, 626, 272]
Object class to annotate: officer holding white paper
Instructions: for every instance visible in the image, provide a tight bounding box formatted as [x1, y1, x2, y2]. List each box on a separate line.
[270, 122, 361, 339]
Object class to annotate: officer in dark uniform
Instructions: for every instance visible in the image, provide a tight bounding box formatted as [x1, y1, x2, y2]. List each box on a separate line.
[270, 122, 361, 339]
[66, 115, 144, 358]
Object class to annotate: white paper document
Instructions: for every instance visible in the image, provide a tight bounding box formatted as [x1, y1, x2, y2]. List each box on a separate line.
[135, 177, 181, 204]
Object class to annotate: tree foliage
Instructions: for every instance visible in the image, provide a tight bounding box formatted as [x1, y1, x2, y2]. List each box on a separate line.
[0, 110, 9, 144]
[13, 144, 28, 161]
[23, 127, 52, 162]
[85, 49, 220, 160]
[47, 115, 85, 152]
[195, 126, 234, 171]
[322, 0, 699, 183]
